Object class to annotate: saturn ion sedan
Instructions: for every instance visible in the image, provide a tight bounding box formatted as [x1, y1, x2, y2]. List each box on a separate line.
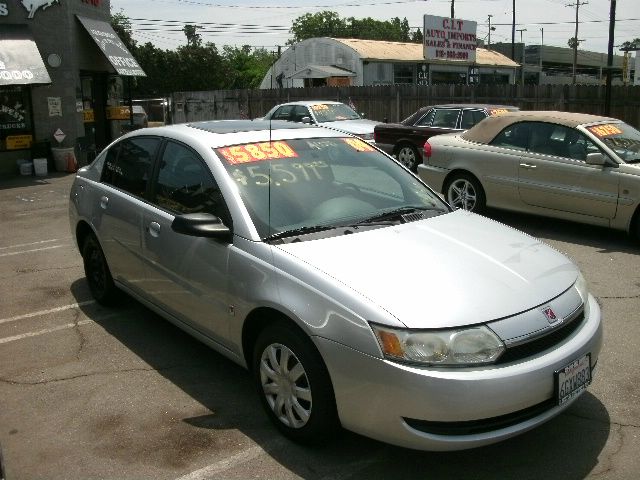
[419, 111, 640, 239]
[69, 120, 602, 451]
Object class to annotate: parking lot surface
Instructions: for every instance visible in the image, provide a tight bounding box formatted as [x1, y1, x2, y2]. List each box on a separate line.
[1, 173, 639, 479]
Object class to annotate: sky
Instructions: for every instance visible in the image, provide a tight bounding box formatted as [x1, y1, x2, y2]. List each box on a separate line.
[110, 0, 639, 56]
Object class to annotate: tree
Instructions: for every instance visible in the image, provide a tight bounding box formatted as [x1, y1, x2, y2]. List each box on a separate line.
[567, 37, 579, 49]
[223, 46, 275, 89]
[110, 9, 137, 52]
[183, 24, 203, 47]
[289, 11, 347, 44]
[289, 11, 420, 44]
[620, 38, 640, 51]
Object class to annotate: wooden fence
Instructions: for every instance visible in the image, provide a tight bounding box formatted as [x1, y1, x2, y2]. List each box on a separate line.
[171, 84, 640, 128]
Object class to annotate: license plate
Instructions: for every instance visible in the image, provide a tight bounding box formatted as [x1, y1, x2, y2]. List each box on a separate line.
[555, 353, 591, 406]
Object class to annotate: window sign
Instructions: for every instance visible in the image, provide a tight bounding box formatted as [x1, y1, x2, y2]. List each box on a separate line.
[0, 85, 32, 151]
[48, 97, 62, 116]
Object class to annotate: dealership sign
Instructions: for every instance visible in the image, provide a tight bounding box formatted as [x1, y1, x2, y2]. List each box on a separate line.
[423, 15, 477, 62]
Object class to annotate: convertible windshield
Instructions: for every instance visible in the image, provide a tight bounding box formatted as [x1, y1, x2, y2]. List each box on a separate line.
[585, 122, 640, 163]
[311, 104, 361, 122]
[216, 137, 447, 239]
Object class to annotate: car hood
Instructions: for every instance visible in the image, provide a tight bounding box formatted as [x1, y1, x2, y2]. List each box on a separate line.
[275, 210, 578, 328]
[320, 119, 379, 134]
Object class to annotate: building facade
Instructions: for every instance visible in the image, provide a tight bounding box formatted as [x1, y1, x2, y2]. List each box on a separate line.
[260, 38, 519, 90]
[0, 0, 144, 175]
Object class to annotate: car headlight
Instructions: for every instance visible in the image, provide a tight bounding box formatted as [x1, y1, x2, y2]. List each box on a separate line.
[574, 272, 589, 303]
[370, 324, 505, 366]
[357, 133, 374, 141]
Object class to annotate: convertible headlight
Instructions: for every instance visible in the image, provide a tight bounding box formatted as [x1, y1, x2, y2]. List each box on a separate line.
[574, 272, 589, 303]
[371, 324, 505, 366]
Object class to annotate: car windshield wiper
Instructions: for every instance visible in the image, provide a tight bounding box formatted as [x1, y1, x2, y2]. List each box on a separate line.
[263, 225, 339, 243]
[354, 206, 446, 225]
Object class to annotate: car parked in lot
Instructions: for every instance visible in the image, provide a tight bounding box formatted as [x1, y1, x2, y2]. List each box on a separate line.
[69, 120, 601, 451]
[375, 104, 519, 171]
[261, 100, 379, 143]
[418, 111, 640, 239]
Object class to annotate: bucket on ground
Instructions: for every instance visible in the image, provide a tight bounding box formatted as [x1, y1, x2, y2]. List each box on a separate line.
[19, 161, 33, 176]
[33, 158, 48, 176]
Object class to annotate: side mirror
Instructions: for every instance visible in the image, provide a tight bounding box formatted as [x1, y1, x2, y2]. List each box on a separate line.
[585, 152, 608, 166]
[171, 213, 231, 240]
[301, 116, 313, 124]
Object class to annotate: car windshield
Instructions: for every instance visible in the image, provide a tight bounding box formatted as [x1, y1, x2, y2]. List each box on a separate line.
[585, 122, 640, 163]
[311, 104, 361, 122]
[215, 137, 447, 239]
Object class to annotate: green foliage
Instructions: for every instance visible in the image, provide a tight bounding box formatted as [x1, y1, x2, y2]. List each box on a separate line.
[620, 38, 640, 51]
[289, 11, 419, 44]
[110, 9, 137, 52]
[183, 25, 203, 47]
[222, 46, 276, 89]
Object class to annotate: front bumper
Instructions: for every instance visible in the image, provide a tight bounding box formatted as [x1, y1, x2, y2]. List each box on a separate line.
[315, 294, 602, 451]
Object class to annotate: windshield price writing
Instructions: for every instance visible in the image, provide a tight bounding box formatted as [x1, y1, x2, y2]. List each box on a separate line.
[588, 124, 623, 138]
[232, 161, 329, 187]
[217, 141, 298, 165]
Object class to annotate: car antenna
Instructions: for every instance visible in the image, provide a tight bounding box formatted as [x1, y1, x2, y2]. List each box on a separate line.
[268, 115, 272, 237]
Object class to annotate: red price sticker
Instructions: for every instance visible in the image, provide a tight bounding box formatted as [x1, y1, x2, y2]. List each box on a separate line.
[217, 141, 299, 164]
[343, 138, 375, 152]
[311, 104, 329, 111]
[489, 108, 509, 116]
[587, 124, 623, 138]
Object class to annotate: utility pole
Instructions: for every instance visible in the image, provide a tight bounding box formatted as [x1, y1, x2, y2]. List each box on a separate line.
[511, 0, 516, 60]
[451, 0, 455, 18]
[604, 0, 616, 115]
[540, 27, 544, 70]
[488, 15, 494, 48]
[517, 28, 527, 85]
[568, 0, 588, 85]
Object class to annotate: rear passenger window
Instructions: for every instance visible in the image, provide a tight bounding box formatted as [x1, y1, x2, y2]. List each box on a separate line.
[491, 123, 530, 151]
[272, 106, 293, 121]
[431, 109, 460, 128]
[101, 137, 160, 197]
[460, 110, 487, 130]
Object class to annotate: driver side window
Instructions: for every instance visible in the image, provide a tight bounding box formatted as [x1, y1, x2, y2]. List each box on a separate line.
[153, 141, 231, 226]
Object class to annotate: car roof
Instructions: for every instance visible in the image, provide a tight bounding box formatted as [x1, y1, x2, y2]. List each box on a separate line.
[429, 104, 519, 110]
[275, 100, 345, 106]
[462, 110, 620, 144]
[123, 119, 346, 149]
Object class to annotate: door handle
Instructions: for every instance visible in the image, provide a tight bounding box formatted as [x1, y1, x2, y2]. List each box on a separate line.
[148, 222, 161, 238]
[99, 196, 109, 209]
[519, 163, 537, 169]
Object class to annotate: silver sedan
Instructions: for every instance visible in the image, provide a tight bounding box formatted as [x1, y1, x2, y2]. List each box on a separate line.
[419, 111, 640, 239]
[69, 120, 602, 451]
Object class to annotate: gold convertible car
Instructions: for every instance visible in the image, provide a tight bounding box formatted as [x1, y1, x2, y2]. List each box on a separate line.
[418, 111, 640, 239]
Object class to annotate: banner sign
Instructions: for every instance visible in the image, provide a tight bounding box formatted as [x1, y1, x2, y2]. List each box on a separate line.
[423, 15, 477, 62]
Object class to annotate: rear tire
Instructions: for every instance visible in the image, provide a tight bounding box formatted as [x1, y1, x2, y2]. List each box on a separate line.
[82, 235, 118, 305]
[444, 173, 486, 213]
[253, 322, 340, 444]
[395, 143, 420, 172]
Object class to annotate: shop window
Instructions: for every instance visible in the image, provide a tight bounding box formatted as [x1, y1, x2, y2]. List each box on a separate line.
[393, 64, 414, 85]
[0, 86, 33, 152]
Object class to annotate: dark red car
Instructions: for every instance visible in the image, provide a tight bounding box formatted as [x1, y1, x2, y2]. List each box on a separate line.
[374, 104, 519, 171]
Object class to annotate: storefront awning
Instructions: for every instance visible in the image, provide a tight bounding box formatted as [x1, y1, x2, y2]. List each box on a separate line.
[0, 25, 51, 86]
[76, 16, 146, 77]
[287, 65, 356, 79]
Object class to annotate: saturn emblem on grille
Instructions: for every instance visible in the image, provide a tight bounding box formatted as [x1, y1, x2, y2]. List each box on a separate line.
[542, 306, 558, 324]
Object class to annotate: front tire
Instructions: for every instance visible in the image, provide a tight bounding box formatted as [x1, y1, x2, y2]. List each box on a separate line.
[445, 173, 486, 213]
[395, 143, 420, 172]
[253, 322, 340, 444]
[82, 234, 118, 305]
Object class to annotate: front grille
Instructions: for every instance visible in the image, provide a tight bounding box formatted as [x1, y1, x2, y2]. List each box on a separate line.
[404, 399, 556, 436]
[496, 309, 585, 365]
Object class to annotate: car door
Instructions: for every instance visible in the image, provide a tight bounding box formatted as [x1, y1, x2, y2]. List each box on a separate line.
[141, 140, 234, 346]
[270, 105, 294, 121]
[96, 136, 161, 294]
[517, 122, 619, 219]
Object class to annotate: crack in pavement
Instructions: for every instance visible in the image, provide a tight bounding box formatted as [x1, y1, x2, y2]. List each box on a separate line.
[589, 424, 624, 478]
[566, 410, 640, 429]
[72, 309, 87, 360]
[0, 363, 208, 386]
[597, 293, 640, 300]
